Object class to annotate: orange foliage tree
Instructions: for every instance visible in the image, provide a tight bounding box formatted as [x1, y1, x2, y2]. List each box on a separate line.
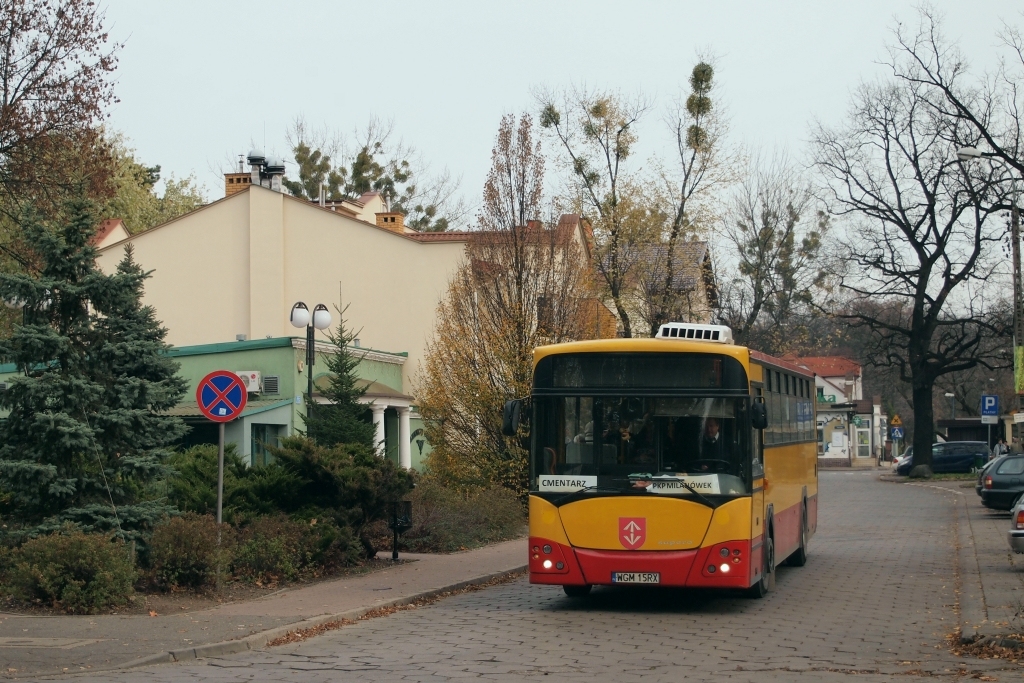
[418, 114, 602, 495]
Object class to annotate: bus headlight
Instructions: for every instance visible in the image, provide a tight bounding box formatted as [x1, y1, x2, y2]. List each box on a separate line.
[703, 541, 747, 577]
[529, 537, 571, 574]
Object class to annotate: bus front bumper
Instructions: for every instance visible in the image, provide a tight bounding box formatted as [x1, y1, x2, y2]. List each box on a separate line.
[529, 537, 754, 589]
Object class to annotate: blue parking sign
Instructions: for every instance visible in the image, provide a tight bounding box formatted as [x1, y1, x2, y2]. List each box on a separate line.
[981, 395, 999, 416]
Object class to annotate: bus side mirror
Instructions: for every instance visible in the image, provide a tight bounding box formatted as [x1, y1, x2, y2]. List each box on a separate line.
[751, 402, 768, 430]
[502, 399, 523, 436]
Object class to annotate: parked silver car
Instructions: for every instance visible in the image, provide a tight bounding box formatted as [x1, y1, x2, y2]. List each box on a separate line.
[1009, 495, 1024, 554]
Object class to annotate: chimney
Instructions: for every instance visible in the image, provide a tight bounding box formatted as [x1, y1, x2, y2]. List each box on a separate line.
[375, 212, 406, 233]
[224, 171, 252, 197]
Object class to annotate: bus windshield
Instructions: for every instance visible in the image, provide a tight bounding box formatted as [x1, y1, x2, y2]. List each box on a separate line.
[532, 396, 752, 496]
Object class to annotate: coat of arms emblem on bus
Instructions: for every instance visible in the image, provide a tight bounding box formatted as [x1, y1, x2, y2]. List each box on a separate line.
[619, 517, 646, 549]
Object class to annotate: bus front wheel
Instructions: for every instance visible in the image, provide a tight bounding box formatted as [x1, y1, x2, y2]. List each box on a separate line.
[563, 585, 592, 598]
[745, 533, 774, 599]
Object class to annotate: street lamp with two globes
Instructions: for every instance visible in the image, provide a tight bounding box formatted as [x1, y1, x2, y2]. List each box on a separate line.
[290, 301, 332, 407]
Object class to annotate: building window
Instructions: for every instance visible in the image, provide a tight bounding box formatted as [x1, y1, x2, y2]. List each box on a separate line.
[251, 424, 282, 467]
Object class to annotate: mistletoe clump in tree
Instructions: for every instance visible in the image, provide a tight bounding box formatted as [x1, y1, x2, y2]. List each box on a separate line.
[0, 197, 187, 540]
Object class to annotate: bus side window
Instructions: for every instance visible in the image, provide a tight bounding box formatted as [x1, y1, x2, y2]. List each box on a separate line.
[752, 388, 764, 479]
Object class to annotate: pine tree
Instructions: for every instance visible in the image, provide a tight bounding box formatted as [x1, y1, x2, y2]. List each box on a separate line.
[302, 306, 376, 450]
[0, 196, 187, 540]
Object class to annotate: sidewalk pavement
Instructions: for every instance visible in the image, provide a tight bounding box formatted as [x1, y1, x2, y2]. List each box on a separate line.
[950, 481, 1024, 641]
[0, 538, 526, 679]
[894, 477, 1024, 642]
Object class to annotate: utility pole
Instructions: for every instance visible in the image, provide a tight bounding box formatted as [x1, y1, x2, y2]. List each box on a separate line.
[1013, 205, 1023, 413]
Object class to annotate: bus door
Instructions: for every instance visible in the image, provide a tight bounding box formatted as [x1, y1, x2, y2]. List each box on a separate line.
[751, 388, 766, 582]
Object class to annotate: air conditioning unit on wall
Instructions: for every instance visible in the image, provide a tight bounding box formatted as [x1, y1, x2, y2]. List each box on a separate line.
[236, 371, 262, 394]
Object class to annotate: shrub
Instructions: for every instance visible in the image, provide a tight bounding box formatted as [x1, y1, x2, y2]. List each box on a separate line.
[148, 514, 229, 589]
[266, 437, 414, 557]
[166, 444, 245, 517]
[369, 481, 526, 553]
[232, 515, 361, 583]
[234, 535, 295, 583]
[7, 529, 136, 613]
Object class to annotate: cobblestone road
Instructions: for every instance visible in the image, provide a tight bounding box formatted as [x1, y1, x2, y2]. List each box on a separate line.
[38, 471, 1021, 682]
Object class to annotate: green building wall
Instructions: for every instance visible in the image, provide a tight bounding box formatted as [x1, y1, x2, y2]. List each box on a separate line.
[0, 337, 431, 470]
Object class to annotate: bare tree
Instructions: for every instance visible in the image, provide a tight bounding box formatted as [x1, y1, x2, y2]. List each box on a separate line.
[418, 114, 595, 494]
[647, 61, 735, 335]
[887, 9, 1024, 185]
[716, 153, 827, 352]
[282, 116, 469, 231]
[0, 0, 119, 270]
[813, 56, 1010, 475]
[0, 0, 118, 167]
[537, 87, 653, 337]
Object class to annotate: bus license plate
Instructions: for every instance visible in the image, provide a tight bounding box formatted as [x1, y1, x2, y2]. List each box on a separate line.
[612, 572, 660, 584]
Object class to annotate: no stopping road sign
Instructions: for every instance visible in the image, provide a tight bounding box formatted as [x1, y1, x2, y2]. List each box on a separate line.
[196, 370, 248, 422]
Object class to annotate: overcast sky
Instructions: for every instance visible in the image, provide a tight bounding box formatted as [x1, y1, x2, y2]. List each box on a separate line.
[103, 0, 1022, 213]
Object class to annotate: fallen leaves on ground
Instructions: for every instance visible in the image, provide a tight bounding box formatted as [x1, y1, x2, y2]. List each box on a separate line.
[266, 570, 527, 647]
[949, 630, 1024, 667]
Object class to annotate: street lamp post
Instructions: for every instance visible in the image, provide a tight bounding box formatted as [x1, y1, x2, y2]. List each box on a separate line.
[944, 392, 955, 421]
[957, 147, 1023, 410]
[290, 302, 333, 408]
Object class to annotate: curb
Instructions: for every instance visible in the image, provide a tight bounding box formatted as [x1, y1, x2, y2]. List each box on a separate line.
[955, 494, 989, 643]
[117, 565, 527, 671]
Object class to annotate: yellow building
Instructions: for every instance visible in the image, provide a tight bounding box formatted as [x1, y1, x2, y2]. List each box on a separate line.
[94, 168, 600, 468]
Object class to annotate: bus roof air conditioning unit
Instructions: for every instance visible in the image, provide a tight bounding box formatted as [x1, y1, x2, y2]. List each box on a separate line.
[656, 323, 734, 344]
[236, 371, 262, 394]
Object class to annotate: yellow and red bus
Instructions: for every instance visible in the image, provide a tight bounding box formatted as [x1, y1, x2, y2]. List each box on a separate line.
[512, 323, 817, 598]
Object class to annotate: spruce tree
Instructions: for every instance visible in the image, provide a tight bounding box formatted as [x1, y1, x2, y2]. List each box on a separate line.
[0, 196, 187, 540]
[303, 306, 376, 450]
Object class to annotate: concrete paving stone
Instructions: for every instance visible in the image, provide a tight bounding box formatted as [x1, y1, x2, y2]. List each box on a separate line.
[30, 470, 1024, 683]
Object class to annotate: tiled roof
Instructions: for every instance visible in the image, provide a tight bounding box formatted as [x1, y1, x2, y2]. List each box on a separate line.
[614, 241, 711, 291]
[792, 355, 861, 377]
[162, 398, 293, 417]
[407, 220, 580, 244]
[750, 350, 816, 378]
[407, 231, 474, 242]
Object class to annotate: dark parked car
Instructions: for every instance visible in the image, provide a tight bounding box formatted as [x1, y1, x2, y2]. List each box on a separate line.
[895, 441, 989, 476]
[980, 454, 1024, 511]
[976, 455, 1006, 497]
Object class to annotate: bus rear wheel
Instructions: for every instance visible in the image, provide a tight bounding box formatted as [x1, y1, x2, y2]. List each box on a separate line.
[563, 585, 592, 598]
[785, 505, 809, 567]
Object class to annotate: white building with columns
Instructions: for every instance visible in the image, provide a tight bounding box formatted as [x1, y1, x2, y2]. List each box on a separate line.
[359, 379, 416, 470]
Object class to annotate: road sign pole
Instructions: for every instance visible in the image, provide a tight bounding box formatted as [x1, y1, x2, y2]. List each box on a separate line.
[217, 422, 225, 527]
[195, 369, 248, 592]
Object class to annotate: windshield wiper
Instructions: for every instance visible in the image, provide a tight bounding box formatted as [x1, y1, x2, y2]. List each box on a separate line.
[628, 474, 719, 510]
[670, 479, 718, 510]
[553, 485, 630, 505]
